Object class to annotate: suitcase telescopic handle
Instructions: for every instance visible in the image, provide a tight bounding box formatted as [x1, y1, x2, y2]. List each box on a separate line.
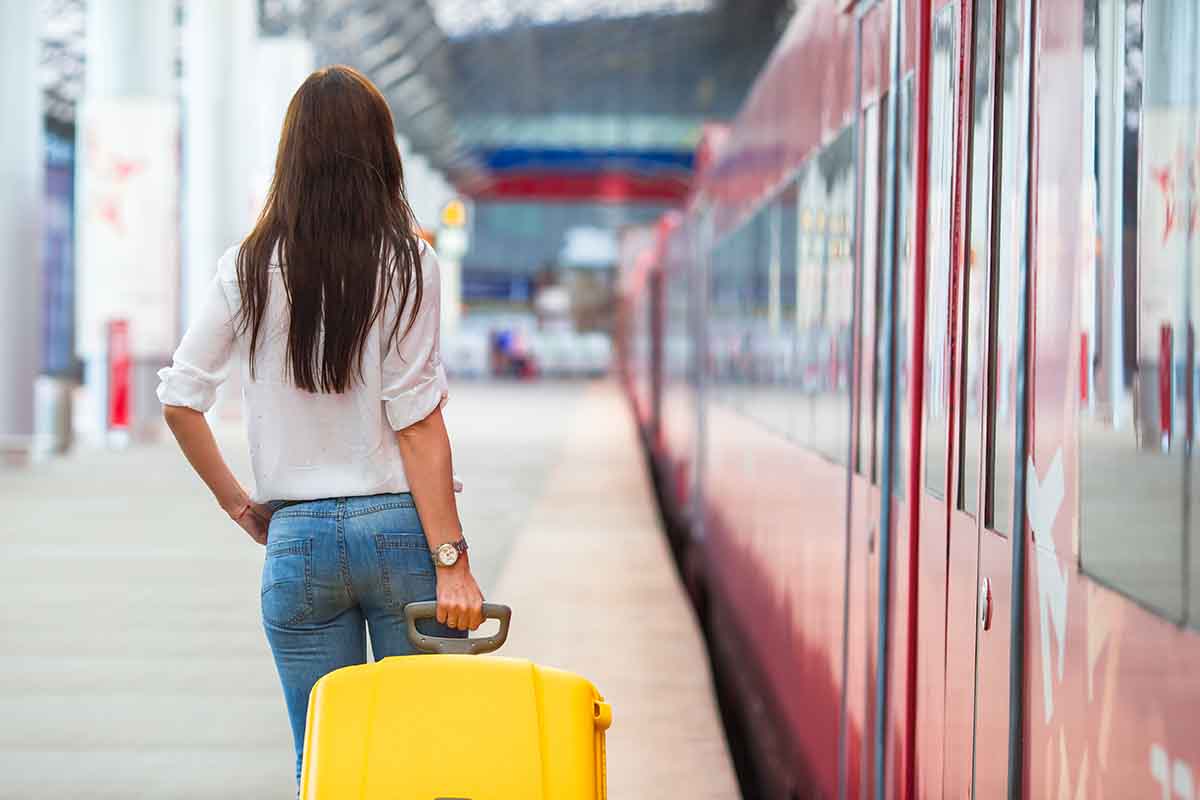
[404, 601, 512, 655]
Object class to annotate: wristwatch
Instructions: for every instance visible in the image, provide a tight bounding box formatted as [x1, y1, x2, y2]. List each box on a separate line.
[431, 536, 469, 568]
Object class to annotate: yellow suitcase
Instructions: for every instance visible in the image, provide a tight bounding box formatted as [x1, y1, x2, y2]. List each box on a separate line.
[299, 602, 612, 799]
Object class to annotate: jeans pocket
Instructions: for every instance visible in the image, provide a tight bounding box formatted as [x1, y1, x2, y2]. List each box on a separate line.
[261, 538, 313, 626]
[374, 532, 435, 609]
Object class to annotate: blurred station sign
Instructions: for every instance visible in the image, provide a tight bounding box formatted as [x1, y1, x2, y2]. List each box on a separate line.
[462, 271, 533, 304]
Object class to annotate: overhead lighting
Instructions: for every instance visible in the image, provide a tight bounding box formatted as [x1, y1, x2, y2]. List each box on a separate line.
[360, 33, 408, 72]
[373, 53, 419, 88]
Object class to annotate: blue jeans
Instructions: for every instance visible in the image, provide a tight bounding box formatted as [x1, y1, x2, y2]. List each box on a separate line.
[260, 493, 462, 785]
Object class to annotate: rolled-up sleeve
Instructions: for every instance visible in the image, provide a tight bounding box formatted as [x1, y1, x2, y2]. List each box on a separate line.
[382, 247, 449, 431]
[156, 273, 236, 413]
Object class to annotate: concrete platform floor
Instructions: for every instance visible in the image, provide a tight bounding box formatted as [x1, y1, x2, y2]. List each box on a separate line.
[0, 379, 739, 799]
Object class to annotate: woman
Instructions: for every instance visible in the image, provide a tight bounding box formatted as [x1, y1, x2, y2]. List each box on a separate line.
[156, 65, 485, 786]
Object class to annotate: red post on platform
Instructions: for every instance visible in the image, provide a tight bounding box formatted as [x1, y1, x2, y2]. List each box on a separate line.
[107, 319, 131, 431]
[1188, 324, 1196, 445]
[1159, 322, 1173, 449]
[1080, 332, 1089, 403]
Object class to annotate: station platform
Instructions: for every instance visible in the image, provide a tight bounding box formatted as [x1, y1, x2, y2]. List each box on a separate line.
[0, 380, 739, 799]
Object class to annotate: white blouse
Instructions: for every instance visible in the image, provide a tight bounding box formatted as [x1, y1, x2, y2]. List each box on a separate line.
[157, 241, 458, 503]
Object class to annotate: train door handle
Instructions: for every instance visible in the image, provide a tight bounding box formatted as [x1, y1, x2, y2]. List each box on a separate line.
[979, 577, 993, 631]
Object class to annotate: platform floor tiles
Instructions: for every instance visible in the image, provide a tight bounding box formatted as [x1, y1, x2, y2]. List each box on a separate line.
[0, 380, 739, 799]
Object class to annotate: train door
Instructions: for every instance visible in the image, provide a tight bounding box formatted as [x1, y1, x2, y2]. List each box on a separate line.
[927, 0, 1034, 794]
[844, 4, 889, 796]
[848, 0, 929, 796]
[847, 1, 921, 796]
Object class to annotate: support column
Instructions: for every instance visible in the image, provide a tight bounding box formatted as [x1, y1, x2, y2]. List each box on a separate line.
[181, 0, 260, 331]
[0, 3, 44, 463]
[77, 0, 177, 443]
[180, 1, 312, 422]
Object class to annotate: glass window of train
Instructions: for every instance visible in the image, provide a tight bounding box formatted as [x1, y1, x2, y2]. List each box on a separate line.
[892, 74, 917, 500]
[796, 164, 825, 450]
[732, 223, 751, 404]
[817, 127, 857, 465]
[874, 77, 918, 497]
[1079, 0, 1189, 621]
[740, 218, 759, 411]
[923, 4, 960, 498]
[710, 237, 735, 404]
[669, 236, 690, 387]
[807, 174, 836, 460]
[750, 207, 775, 430]
[858, 100, 885, 479]
[986, 0, 1028, 533]
[778, 184, 800, 443]
[768, 196, 796, 441]
[727, 225, 747, 404]
[957, 0, 997, 517]
[794, 168, 816, 450]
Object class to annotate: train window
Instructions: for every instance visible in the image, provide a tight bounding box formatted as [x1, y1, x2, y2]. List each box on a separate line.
[798, 167, 824, 452]
[664, 230, 690, 391]
[792, 168, 815, 449]
[858, 101, 884, 479]
[893, 75, 916, 500]
[870, 78, 915, 498]
[736, 218, 758, 403]
[986, 0, 1028, 533]
[958, 0, 996, 516]
[820, 128, 856, 466]
[1080, 0, 1197, 621]
[922, 4, 960, 498]
[779, 187, 799, 342]
[746, 204, 777, 434]
[767, 202, 783, 334]
[777, 188, 800, 439]
[709, 235, 740, 406]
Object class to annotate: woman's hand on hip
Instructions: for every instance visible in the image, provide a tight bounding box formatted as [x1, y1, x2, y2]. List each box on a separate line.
[226, 498, 274, 545]
[436, 560, 485, 631]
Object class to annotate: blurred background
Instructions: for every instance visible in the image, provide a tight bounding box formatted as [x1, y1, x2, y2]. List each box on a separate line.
[1, 0, 794, 454]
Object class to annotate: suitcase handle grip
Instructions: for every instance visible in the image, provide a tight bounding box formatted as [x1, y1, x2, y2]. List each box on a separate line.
[404, 601, 512, 655]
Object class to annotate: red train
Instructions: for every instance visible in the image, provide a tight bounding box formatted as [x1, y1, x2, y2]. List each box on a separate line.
[618, 1, 1200, 797]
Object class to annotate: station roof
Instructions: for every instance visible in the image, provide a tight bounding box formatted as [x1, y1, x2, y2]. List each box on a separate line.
[270, 0, 792, 199]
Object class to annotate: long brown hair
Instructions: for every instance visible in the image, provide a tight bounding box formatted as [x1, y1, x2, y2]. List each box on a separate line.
[236, 65, 424, 394]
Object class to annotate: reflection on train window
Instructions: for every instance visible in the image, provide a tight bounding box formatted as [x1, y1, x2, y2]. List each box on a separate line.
[664, 224, 690, 394]
[987, 0, 1028, 534]
[959, 0, 996, 517]
[870, 78, 915, 499]
[777, 188, 800, 436]
[709, 234, 742, 411]
[1080, 0, 1196, 621]
[740, 206, 778, 436]
[858, 101, 883, 480]
[705, 127, 855, 466]
[893, 76, 915, 500]
[779, 187, 799, 341]
[790, 169, 815, 449]
[923, 5, 959, 498]
[815, 128, 856, 465]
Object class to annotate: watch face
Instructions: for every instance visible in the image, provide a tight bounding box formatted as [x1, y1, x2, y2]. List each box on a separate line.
[437, 543, 458, 566]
